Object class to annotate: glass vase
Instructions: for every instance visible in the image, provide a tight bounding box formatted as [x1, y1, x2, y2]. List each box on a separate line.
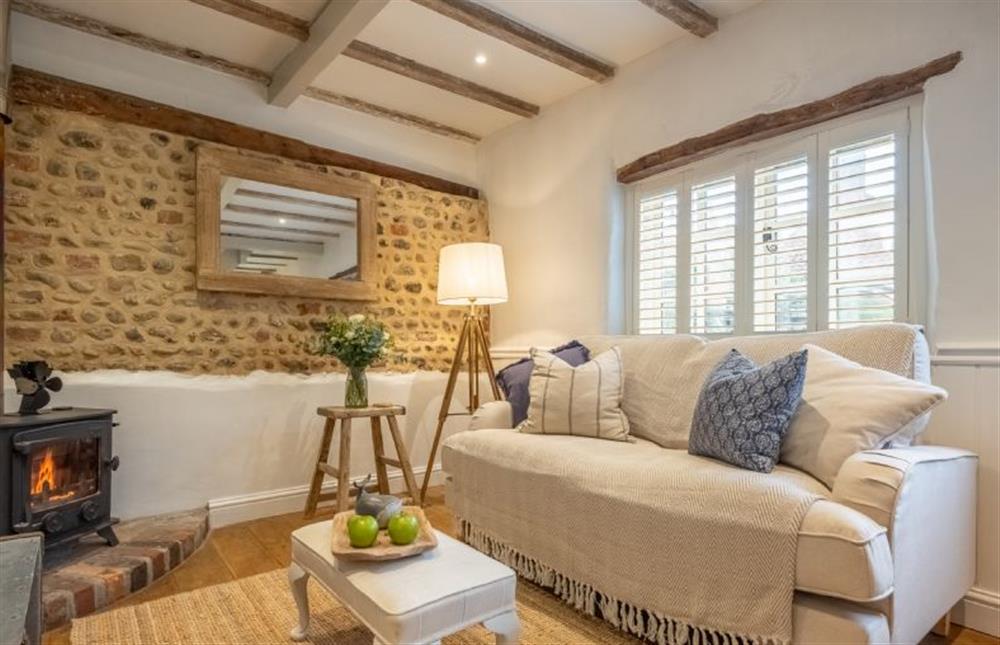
[345, 366, 368, 408]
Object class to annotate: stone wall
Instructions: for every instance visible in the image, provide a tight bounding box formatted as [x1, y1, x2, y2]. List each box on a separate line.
[3, 104, 489, 374]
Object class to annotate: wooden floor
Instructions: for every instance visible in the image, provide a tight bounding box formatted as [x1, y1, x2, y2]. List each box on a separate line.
[44, 487, 996, 645]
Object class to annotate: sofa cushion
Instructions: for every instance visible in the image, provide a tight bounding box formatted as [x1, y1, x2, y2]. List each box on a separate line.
[497, 340, 590, 426]
[581, 323, 929, 450]
[444, 429, 893, 603]
[520, 347, 629, 440]
[688, 349, 808, 472]
[782, 344, 947, 488]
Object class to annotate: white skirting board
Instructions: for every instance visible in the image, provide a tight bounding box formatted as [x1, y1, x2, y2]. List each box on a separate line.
[208, 464, 446, 527]
[954, 587, 1000, 637]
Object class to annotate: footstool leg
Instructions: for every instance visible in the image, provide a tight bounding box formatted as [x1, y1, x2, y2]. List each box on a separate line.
[483, 610, 520, 645]
[288, 563, 311, 641]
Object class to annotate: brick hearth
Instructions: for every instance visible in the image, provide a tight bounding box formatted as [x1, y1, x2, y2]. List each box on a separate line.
[41, 508, 208, 630]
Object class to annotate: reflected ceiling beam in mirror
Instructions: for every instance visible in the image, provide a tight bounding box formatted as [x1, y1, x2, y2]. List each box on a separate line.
[303, 87, 481, 143]
[343, 41, 540, 118]
[269, 0, 389, 107]
[636, 0, 718, 38]
[225, 204, 357, 227]
[11, 0, 270, 83]
[411, 0, 614, 83]
[233, 187, 359, 214]
[222, 232, 324, 246]
[220, 219, 342, 238]
[11, 6, 479, 150]
[188, 0, 310, 41]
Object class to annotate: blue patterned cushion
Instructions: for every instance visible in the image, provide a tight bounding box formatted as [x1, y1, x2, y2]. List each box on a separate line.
[688, 349, 808, 473]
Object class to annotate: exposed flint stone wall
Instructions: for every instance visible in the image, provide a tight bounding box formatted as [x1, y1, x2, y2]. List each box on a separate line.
[3, 104, 489, 374]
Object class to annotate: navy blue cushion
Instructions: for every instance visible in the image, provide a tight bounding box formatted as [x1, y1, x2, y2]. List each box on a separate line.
[497, 340, 590, 426]
[688, 348, 808, 473]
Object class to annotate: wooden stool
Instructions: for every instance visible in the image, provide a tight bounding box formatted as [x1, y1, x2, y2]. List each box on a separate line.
[303, 404, 421, 518]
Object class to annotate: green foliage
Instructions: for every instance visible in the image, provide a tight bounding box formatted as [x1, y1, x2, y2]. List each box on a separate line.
[313, 314, 392, 369]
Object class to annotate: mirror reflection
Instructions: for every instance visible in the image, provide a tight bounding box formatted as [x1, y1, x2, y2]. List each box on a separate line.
[219, 176, 359, 280]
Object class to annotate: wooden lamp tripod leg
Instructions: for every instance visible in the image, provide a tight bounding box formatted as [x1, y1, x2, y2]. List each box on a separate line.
[420, 316, 470, 503]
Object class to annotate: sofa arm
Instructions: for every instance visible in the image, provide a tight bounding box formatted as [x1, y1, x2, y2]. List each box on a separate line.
[469, 401, 514, 431]
[832, 446, 977, 644]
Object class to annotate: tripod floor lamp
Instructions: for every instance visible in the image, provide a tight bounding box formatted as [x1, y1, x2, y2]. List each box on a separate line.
[420, 242, 507, 502]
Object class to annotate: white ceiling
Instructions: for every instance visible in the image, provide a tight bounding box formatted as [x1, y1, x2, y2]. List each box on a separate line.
[19, 0, 764, 143]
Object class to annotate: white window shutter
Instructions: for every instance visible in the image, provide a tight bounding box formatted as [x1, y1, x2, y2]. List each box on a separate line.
[637, 189, 679, 334]
[826, 134, 897, 328]
[690, 176, 737, 334]
[752, 156, 810, 332]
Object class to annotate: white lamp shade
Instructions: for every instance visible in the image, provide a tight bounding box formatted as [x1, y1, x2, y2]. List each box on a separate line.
[437, 242, 508, 305]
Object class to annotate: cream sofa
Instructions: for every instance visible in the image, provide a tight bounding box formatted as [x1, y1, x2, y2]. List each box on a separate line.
[442, 324, 977, 644]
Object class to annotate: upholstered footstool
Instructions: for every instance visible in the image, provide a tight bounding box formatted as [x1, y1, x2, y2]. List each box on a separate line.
[289, 520, 520, 644]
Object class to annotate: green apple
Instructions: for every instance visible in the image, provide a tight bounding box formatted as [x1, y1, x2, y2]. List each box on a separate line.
[387, 512, 420, 546]
[347, 514, 379, 548]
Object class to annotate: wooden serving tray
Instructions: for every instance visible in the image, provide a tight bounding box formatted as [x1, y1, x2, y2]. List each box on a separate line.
[330, 506, 438, 562]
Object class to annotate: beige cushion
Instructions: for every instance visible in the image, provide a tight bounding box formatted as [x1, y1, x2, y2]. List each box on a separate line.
[582, 323, 930, 449]
[520, 347, 629, 440]
[443, 430, 893, 603]
[781, 345, 947, 488]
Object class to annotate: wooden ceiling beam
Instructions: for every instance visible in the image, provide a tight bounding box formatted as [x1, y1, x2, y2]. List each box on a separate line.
[188, 0, 309, 41]
[268, 0, 388, 107]
[221, 219, 341, 238]
[637, 0, 717, 38]
[303, 86, 480, 143]
[617, 52, 963, 184]
[11, 0, 269, 83]
[225, 203, 356, 227]
[222, 232, 322, 246]
[11, 3, 481, 146]
[410, 0, 614, 83]
[11, 67, 481, 197]
[234, 187, 360, 212]
[344, 40, 539, 118]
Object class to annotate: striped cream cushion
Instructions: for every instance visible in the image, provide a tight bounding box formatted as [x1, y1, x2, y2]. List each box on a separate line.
[519, 347, 630, 441]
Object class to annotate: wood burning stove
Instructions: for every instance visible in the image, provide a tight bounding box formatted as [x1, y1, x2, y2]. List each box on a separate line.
[1, 408, 119, 548]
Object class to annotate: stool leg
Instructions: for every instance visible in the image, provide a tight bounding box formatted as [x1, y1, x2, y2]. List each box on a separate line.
[288, 562, 310, 641]
[370, 417, 390, 494]
[304, 419, 335, 518]
[336, 418, 353, 513]
[386, 414, 421, 505]
[483, 610, 520, 645]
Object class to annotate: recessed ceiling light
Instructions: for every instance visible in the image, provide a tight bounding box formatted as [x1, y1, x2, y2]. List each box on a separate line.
[279, 218, 287, 224]
[474, 53, 487, 65]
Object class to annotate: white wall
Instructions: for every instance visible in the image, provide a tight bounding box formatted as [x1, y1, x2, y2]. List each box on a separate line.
[477, 0, 999, 634]
[10, 13, 478, 187]
[2, 370, 479, 525]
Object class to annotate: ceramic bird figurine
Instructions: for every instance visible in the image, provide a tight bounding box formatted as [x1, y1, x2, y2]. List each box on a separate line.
[353, 475, 403, 528]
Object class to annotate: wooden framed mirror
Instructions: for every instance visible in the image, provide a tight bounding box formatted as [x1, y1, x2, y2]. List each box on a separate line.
[195, 146, 377, 301]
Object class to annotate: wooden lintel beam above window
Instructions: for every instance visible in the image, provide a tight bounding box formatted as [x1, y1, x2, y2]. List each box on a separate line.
[616, 52, 963, 184]
[188, 0, 310, 41]
[637, 0, 717, 38]
[10, 66, 481, 198]
[344, 40, 540, 118]
[411, 0, 615, 83]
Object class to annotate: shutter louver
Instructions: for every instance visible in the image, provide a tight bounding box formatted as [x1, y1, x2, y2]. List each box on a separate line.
[827, 134, 897, 328]
[753, 156, 809, 332]
[637, 189, 679, 334]
[690, 176, 736, 334]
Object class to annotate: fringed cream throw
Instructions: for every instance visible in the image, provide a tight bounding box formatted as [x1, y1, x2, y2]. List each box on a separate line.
[444, 430, 821, 645]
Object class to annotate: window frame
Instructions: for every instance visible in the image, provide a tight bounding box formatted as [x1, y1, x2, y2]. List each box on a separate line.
[625, 97, 925, 336]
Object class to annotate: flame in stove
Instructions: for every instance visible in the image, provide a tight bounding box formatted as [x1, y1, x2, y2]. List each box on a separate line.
[32, 448, 57, 496]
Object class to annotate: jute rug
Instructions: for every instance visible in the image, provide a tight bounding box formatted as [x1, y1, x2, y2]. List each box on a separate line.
[71, 568, 639, 644]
